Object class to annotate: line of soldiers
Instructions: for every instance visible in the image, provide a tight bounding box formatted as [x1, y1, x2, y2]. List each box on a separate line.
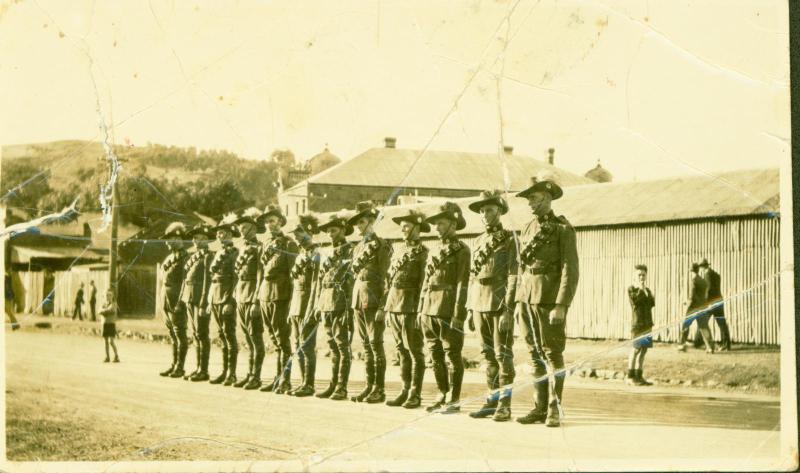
[157, 174, 579, 426]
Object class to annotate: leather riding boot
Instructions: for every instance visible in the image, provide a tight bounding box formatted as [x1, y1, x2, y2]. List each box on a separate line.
[330, 354, 350, 400]
[493, 396, 512, 422]
[316, 353, 339, 399]
[387, 389, 409, 407]
[210, 348, 228, 384]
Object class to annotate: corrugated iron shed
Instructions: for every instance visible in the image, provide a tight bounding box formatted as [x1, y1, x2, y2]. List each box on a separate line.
[302, 147, 593, 191]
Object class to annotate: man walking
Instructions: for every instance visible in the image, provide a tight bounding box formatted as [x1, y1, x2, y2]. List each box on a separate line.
[514, 173, 579, 427]
[419, 202, 470, 413]
[232, 208, 265, 389]
[466, 190, 518, 422]
[208, 213, 239, 386]
[384, 209, 429, 409]
[314, 214, 355, 401]
[159, 222, 190, 378]
[182, 223, 215, 381]
[287, 214, 322, 397]
[699, 258, 731, 351]
[348, 202, 392, 404]
[678, 263, 714, 353]
[257, 205, 298, 394]
[72, 283, 85, 320]
[89, 280, 98, 321]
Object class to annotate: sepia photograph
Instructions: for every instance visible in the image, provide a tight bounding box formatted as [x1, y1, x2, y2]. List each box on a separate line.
[0, 0, 797, 471]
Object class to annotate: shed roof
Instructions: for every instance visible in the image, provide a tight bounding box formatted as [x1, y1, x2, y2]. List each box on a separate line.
[294, 147, 593, 192]
[293, 168, 779, 242]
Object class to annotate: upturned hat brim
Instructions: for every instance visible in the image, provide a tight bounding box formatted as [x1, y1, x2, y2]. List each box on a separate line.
[214, 223, 241, 238]
[186, 227, 215, 238]
[319, 219, 354, 236]
[289, 222, 320, 235]
[391, 215, 431, 233]
[468, 196, 509, 215]
[425, 210, 466, 231]
[257, 210, 287, 227]
[516, 181, 563, 200]
[233, 216, 266, 234]
[346, 209, 380, 226]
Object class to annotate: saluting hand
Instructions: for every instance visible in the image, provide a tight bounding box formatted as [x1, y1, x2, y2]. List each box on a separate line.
[548, 305, 566, 325]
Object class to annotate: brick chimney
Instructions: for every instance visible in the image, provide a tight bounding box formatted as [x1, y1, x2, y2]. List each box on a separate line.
[384, 137, 397, 148]
[547, 148, 555, 165]
[503, 145, 513, 155]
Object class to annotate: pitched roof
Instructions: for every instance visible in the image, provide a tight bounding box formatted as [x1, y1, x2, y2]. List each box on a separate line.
[301, 147, 593, 191]
[300, 168, 779, 242]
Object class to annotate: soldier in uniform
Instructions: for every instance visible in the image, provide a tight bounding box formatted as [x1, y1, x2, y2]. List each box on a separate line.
[313, 214, 355, 400]
[384, 209, 429, 409]
[181, 223, 215, 382]
[419, 202, 470, 413]
[229, 208, 265, 389]
[287, 214, 322, 397]
[514, 174, 579, 427]
[466, 190, 518, 422]
[257, 205, 299, 394]
[348, 202, 392, 403]
[208, 213, 240, 386]
[159, 222, 190, 378]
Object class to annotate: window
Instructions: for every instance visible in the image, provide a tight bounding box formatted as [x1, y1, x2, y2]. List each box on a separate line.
[302, 199, 306, 213]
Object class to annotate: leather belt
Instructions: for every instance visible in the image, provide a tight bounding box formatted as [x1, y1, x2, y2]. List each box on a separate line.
[478, 275, 502, 285]
[428, 283, 454, 290]
[526, 265, 558, 275]
[392, 281, 420, 289]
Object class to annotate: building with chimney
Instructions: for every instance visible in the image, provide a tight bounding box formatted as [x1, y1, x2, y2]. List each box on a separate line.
[278, 137, 592, 219]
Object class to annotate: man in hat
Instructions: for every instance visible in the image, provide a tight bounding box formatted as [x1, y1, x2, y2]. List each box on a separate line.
[159, 222, 190, 378]
[181, 223, 215, 381]
[384, 209, 429, 409]
[348, 201, 393, 403]
[419, 202, 471, 413]
[257, 205, 299, 394]
[72, 283, 85, 321]
[314, 214, 355, 400]
[208, 214, 240, 386]
[466, 190, 518, 422]
[231, 208, 266, 389]
[287, 214, 322, 397]
[514, 173, 579, 427]
[678, 262, 714, 353]
[698, 258, 731, 351]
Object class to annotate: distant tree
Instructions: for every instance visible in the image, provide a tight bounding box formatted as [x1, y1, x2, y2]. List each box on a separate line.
[270, 149, 296, 168]
[0, 162, 54, 215]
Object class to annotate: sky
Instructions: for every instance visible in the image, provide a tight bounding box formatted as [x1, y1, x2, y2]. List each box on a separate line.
[0, 0, 791, 182]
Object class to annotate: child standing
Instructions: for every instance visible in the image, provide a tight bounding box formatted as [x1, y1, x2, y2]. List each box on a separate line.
[100, 290, 120, 363]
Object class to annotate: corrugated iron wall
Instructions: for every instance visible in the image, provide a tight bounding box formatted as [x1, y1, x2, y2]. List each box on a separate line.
[53, 266, 157, 317]
[393, 216, 780, 345]
[563, 217, 780, 344]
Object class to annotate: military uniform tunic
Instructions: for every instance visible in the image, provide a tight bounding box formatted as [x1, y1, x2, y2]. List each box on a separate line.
[288, 244, 321, 389]
[419, 236, 470, 400]
[467, 223, 518, 391]
[235, 239, 263, 381]
[182, 247, 214, 374]
[515, 210, 579, 411]
[161, 249, 190, 371]
[350, 232, 392, 391]
[257, 231, 298, 387]
[208, 241, 239, 377]
[313, 239, 354, 390]
[384, 239, 428, 394]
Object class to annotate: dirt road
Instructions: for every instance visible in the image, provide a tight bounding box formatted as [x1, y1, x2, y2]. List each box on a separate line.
[4, 331, 783, 470]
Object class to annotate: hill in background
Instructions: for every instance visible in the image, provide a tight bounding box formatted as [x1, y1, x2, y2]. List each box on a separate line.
[1, 140, 284, 228]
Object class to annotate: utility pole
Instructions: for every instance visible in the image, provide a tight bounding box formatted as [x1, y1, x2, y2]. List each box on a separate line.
[108, 178, 120, 300]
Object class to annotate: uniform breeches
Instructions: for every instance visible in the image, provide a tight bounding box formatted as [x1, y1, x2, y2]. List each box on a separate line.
[212, 301, 237, 374]
[323, 310, 351, 387]
[518, 303, 566, 408]
[290, 315, 318, 386]
[188, 303, 211, 372]
[165, 302, 188, 368]
[389, 312, 425, 392]
[238, 301, 264, 378]
[422, 315, 464, 400]
[355, 307, 386, 388]
[475, 310, 515, 389]
[261, 299, 291, 382]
